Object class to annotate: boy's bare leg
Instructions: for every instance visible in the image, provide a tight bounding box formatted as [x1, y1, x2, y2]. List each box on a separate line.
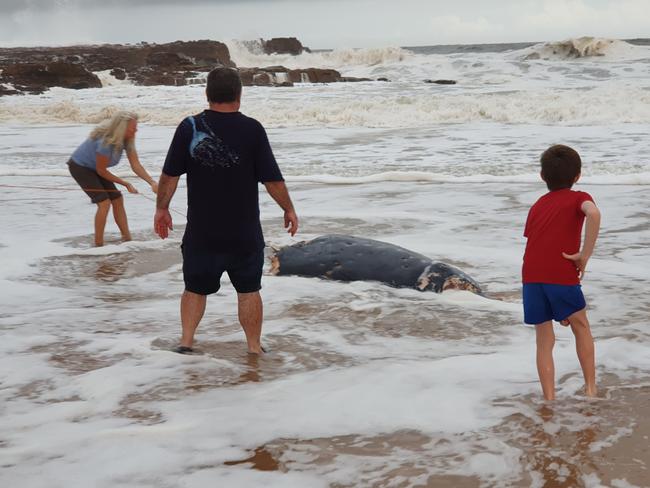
[111, 196, 132, 242]
[237, 291, 263, 354]
[536, 321, 556, 401]
[180, 290, 206, 348]
[567, 308, 597, 397]
[94, 199, 111, 246]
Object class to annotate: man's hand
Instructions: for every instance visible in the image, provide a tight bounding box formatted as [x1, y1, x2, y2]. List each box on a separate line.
[562, 251, 589, 280]
[284, 209, 299, 236]
[263, 181, 298, 236]
[154, 208, 173, 239]
[125, 183, 139, 194]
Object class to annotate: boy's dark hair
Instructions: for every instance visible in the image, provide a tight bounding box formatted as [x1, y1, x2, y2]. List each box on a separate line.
[206, 67, 242, 103]
[540, 144, 582, 191]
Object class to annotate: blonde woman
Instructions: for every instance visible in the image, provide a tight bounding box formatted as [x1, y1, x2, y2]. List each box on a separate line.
[68, 111, 158, 246]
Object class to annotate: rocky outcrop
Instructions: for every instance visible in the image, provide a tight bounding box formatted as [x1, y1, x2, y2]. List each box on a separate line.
[238, 66, 354, 86]
[1, 61, 101, 94]
[0, 38, 383, 95]
[288, 68, 340, 83]
[262, 37, 309, 55]
[0, 40, 233, 94]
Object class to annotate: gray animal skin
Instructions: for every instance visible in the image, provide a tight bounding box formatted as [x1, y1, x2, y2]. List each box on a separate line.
[270, 235, 482, 294]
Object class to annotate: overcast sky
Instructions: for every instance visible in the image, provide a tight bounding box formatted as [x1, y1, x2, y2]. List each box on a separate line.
[1, 0, 649, 48]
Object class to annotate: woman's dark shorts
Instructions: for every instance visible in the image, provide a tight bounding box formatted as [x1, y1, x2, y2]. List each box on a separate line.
[182, 246, 264, 295]
[68, 160, 122, 203]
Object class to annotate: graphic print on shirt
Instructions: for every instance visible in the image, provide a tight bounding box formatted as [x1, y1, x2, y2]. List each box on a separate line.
[188, 113, 240, 170]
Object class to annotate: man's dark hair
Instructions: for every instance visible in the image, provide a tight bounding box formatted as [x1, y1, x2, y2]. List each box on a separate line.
[540, 144, 582, 191]
[206, 67, 242, 103]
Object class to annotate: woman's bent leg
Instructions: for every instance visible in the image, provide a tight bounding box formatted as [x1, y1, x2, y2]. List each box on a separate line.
[111, 196, 131, 242]
[94, 199, 111, 246]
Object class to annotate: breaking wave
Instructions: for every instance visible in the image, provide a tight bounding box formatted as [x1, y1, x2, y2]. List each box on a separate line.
[226, 40, 413, 70]
[520, 37, 646, 60]
[1, 84, 649, 127]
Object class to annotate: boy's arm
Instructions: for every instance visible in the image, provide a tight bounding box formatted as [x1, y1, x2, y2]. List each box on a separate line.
[562, 200, 601, 279]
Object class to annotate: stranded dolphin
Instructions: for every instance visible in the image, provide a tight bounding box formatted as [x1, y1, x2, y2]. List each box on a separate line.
[270, 234, 482, 294]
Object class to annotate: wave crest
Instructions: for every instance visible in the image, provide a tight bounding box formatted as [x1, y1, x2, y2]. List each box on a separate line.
[522, 37, 640, 60]
[1, 85, 649, 127]
[226, 40, 413, 70]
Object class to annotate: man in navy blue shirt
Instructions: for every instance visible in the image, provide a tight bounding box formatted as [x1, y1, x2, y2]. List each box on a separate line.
[154, 67, 299, 355]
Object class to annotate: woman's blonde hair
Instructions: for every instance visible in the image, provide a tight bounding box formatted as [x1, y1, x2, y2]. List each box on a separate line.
[90, 110, 138, 154]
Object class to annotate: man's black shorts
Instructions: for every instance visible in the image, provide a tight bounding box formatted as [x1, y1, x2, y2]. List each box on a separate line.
[182, 246, 264, 295]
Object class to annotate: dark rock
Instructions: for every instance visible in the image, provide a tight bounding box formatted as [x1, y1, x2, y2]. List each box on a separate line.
[151, 40, 234, 67]
[146, 51, 187, 67]
[129, 68, 187, 86]
[57, 55, 83, 64]
[1, 61, 102, 93]
[424, 79, 457, 85]
[239, 67, 295, 86]
[252, 72, 272, 86]
[238, 68, 255, 86]
[110, 68, 126, 80]
[340, 76, 372, 82]
[261, 65, 290, 73]
[0, 84, 22, 96]
[308, 68, 340, 83]
[262, 37, 306, 55]
[377, 77, 390, 82]
[288, 68, 342, 83]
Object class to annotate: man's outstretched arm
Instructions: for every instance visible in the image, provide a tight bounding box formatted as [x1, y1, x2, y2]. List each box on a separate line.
[154, 172, 180, 239]
[263, 181, 299, 236]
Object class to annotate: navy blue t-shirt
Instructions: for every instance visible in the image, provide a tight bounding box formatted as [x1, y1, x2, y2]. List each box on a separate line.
[163, 110, 283, 253]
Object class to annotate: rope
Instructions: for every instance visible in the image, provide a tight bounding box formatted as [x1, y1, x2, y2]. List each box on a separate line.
[0, 183, 121, 192]
[138, 192, 186, 218]
[0, 183, 186, 218]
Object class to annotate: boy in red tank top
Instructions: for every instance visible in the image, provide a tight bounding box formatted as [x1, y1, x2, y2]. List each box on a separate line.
[522, 145, 601, 401]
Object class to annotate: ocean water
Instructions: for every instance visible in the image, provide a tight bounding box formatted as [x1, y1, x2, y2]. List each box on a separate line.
[1, 38, 649, 487]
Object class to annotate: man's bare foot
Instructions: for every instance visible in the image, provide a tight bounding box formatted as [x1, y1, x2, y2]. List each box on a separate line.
[95, 242, 104, 247]
[121, 235, 132, 243]
[585, 385, 598, 397]
[173, 345, 194, 355]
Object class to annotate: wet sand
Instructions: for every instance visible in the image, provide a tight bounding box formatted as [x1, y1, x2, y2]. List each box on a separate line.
[3, 182, 650, 487]
[7, 239, 648, 487]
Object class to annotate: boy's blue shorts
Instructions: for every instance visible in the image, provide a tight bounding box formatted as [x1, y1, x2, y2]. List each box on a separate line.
[522, 283, 586, 325]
